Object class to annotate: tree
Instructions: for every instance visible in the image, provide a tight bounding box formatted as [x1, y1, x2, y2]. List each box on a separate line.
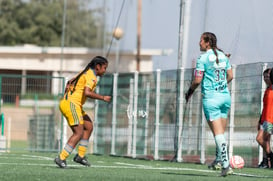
[0, 0, 103, 48]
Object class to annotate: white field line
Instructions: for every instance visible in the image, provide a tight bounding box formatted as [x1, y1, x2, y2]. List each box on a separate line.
[114, 162, 148, 167]
[0, 155, 53, 161]
[0, 162, 82, 167]
[0, 161, 270, 178]
[0, 162, 215, 173]
[0, 155, 271, 179]
[21, 154, 53, 160]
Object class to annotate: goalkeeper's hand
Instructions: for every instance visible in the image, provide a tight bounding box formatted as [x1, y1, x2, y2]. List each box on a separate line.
[185, 87, 194, 103]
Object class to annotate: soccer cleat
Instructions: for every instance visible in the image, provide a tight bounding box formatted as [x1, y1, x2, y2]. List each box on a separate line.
[227, 167, 233, 175]
[54, 156, 67, 168]
[221, 166, 233, 177]
[258, 158, 269, 168]
[73, 154, 91, 167]
[269, 153, 273, 169]
[208, 160, 222, 170]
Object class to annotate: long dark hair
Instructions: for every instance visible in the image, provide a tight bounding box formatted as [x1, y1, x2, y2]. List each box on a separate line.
[269, 68, 273, 84]
[264, 68, 270, 75]
[67, 56, 108, 92]
[202, 32, 227, 64]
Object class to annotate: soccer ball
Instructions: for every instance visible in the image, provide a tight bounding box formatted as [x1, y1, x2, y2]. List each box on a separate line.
[230, 155, 245, 169]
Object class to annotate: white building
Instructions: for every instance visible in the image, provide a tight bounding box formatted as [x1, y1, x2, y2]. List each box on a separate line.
[0, 45, 167, 77]
[0, 45, 168, 101]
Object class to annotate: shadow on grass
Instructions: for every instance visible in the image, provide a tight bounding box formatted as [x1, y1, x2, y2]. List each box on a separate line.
[161, 172, 215, 177]
[49, 166, 83, 170]
[162, 171, 273, 179]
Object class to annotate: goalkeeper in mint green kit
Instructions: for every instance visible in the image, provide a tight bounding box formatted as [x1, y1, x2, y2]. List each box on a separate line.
[185, 32, 233, 177]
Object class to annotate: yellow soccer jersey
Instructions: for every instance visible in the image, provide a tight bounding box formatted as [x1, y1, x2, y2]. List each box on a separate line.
[65, 69, 97, 107]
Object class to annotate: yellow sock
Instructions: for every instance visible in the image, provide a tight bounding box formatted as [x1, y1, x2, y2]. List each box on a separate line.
[78, 139, 88, 158]
[60, 144, 74, 160]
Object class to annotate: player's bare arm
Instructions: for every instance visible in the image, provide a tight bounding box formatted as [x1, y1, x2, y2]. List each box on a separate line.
[84, 86, 111, 102]
[227, 69, 233, 83]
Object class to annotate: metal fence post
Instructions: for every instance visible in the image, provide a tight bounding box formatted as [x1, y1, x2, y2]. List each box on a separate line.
[132, 71, 139, 158]
[144, 82, 150, 155]
[229, 64, 237, 158]
[177, 67, 185, 162]
[1, 114, 4, 136]
[127, 78, 134, 156]
[93, 84, 99, 154]
[0, 75, 2, 114]
[258, 63, 268, 163]
[111, 73, 118, 155]
[154, 69, 161, 160]
[200, 110, 206, 164]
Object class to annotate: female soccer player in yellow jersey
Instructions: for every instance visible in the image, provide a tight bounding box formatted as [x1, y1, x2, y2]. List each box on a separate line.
[55, 56, 111, 168]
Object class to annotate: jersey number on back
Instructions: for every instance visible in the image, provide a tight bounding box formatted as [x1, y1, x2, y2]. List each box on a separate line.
[214, 69, 225, 82]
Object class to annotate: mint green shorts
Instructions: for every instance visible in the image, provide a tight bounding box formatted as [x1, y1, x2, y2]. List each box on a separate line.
[202, 93, 231, 121]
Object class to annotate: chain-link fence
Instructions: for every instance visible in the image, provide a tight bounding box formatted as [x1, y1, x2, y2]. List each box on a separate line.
[0, 74, 65, 152]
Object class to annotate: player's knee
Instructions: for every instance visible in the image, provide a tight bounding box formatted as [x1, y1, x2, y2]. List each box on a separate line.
[256, 134, 263, 144]
[72, 125, 84, 137]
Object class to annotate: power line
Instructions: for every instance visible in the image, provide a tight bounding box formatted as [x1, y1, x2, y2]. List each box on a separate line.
[106, 0, 126, 58]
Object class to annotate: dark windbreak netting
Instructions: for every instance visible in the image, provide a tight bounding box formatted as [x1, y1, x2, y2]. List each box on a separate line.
[93, 62, 272, 167]
[2, 62, 272, 168]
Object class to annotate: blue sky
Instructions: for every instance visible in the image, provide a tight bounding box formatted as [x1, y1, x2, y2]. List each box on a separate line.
[92, 0, 273, 70]
[91, 0, 181, 70]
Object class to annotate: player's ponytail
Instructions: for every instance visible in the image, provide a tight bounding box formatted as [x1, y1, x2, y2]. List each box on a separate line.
[202, 32, 230, 64]
[212, 48, 219, 64]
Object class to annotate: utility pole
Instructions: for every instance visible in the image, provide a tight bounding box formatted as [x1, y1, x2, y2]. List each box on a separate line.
[60, 0, 67, 77]
[177, 0, 192, 69]
[177, 0, 185, 69]
[136, 0, 142, 71]
[102, 0, 107, 57]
